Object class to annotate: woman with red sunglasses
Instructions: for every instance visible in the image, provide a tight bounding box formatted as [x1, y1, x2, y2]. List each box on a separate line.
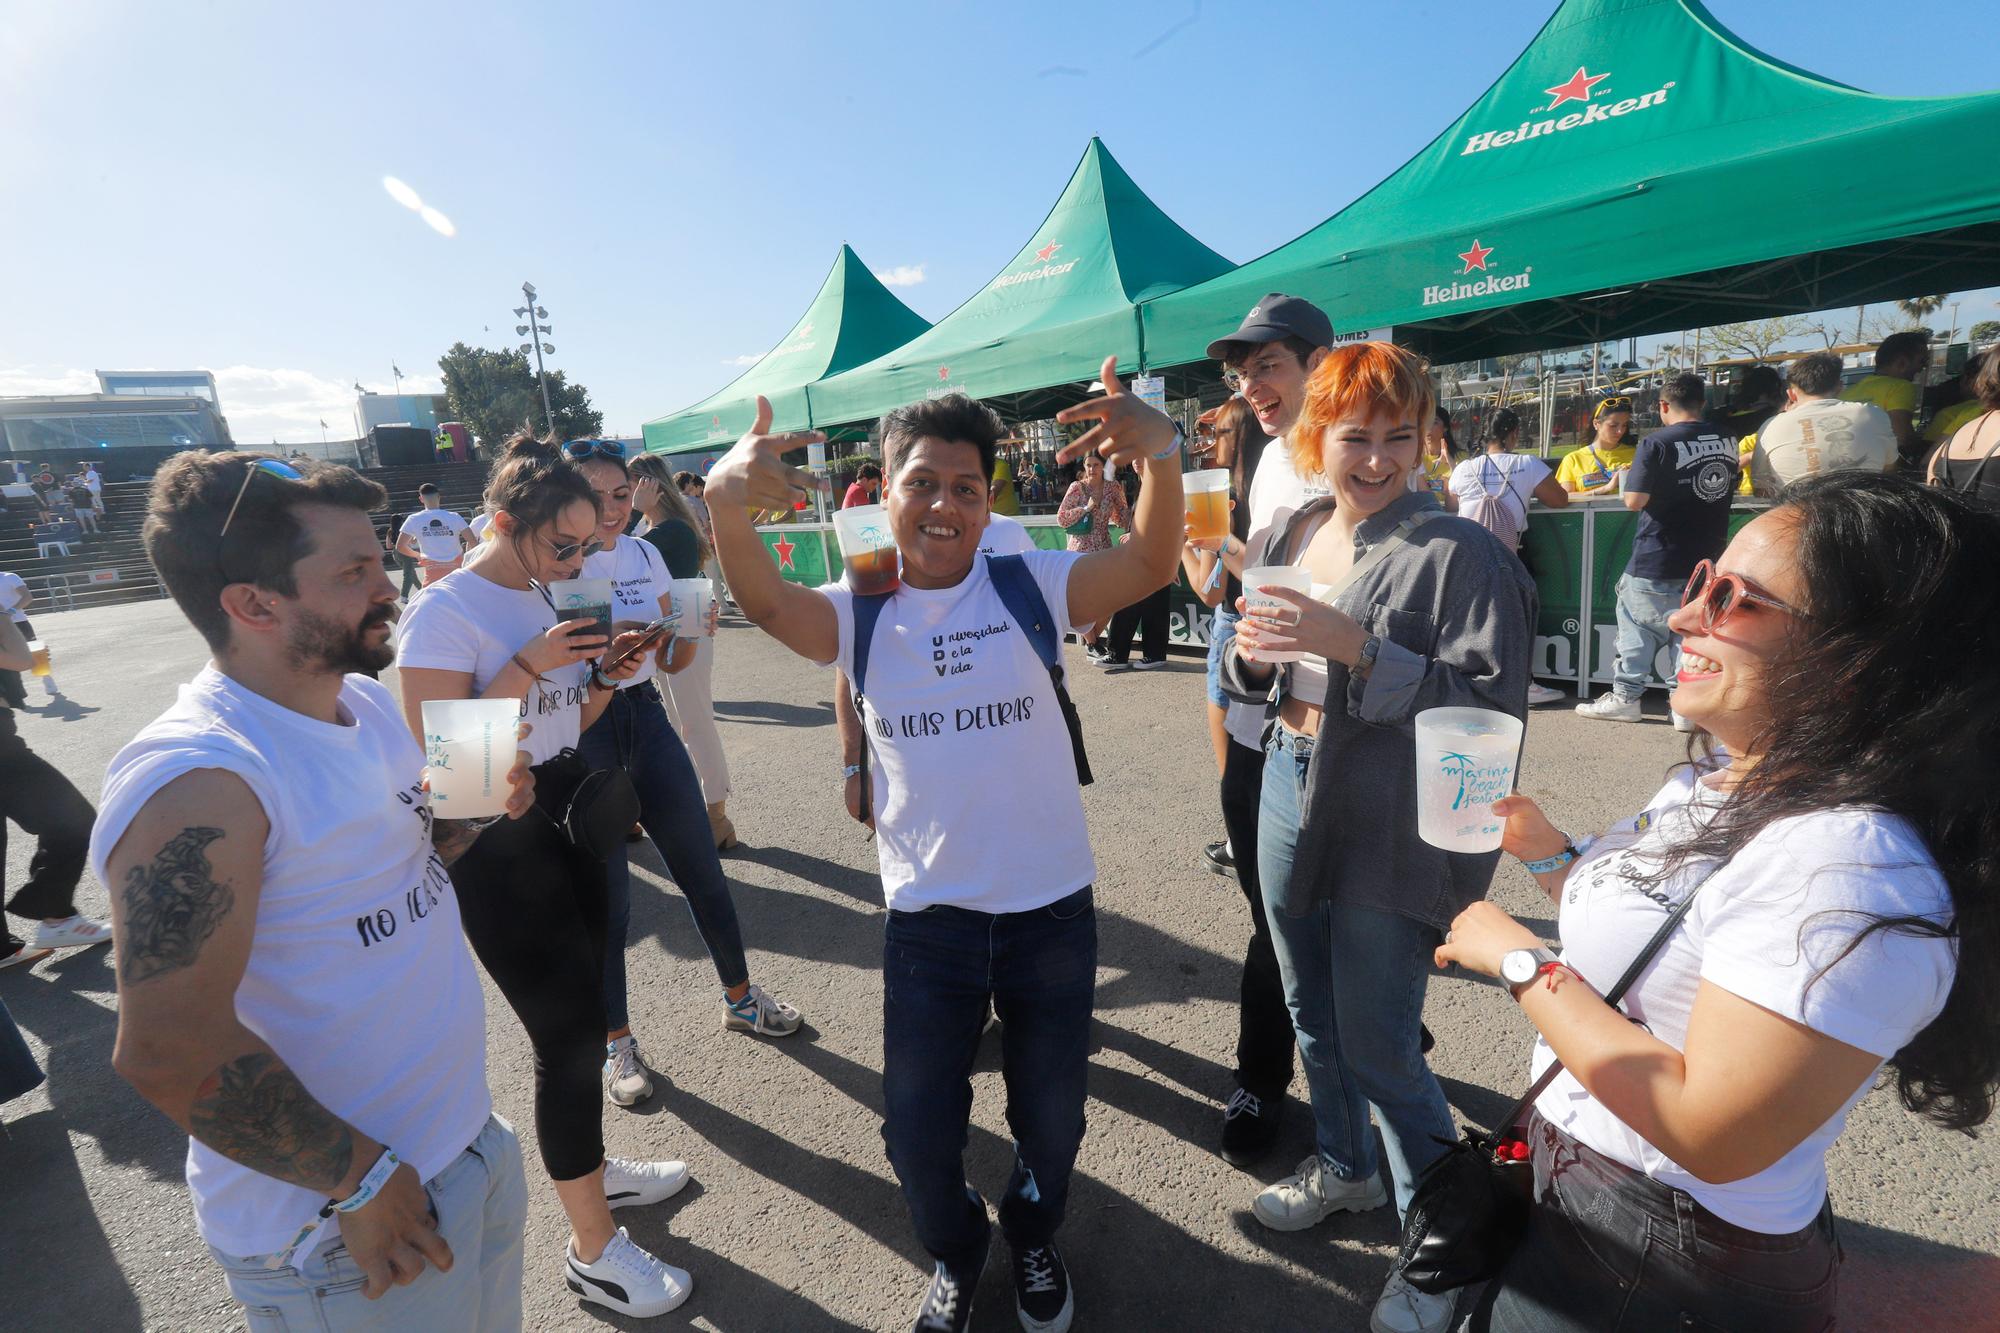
[1433, 472, 2000, 1330]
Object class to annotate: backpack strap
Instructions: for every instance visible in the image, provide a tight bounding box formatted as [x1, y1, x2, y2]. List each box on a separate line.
[848, 590, 894, 819]
[986, 554, 1094, 787]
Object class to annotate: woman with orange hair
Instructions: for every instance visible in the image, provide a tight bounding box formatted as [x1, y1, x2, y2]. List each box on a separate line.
[1222, 342, 1538, 1333]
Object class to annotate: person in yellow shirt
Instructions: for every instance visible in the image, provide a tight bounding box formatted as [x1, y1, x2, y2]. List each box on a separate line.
[1840, 330, 1928, 464]
[1923, 353, 1990, 446]
[1555, 395, 1636, 495]
[1415, 407, 1459, 508]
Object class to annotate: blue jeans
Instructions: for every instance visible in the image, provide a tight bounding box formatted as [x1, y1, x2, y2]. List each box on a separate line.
[1205, 607, 1240, 709]
[209, 1114, 529, 1333]
[1610, 574, 1684, 702]
[1258, 727, 1455, 1219]
[881, 886, 1097, 1274]
[576, 683, 748, 1032]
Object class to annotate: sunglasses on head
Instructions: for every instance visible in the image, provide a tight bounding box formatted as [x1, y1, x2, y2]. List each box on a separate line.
[563, 440, 626, 464]
[1681, 559, 1801, 632]
[219, 458, 305, 538]
[1594, 396, 1633, 419]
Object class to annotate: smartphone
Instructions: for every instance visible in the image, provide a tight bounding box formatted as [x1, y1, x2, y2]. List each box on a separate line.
[601, 613, 680, 672]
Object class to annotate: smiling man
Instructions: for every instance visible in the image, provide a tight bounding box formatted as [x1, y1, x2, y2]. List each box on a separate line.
[706, 365, 1182, 1333]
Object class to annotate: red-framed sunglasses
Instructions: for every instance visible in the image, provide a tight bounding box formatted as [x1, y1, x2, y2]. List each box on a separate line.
[1681, 559, 1801, 631]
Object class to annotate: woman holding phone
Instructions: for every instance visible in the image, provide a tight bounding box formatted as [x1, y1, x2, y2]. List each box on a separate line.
[569, 444, 802, 1118]
[396, 434, 694, 1319]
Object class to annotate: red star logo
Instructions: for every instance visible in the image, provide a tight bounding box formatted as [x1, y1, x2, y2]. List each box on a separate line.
[1544, 66, 1608, 108]
[938, 366, 951, 381]
[771, 534, 796, 570]
[1457, 239, 1495, 274]
[711, 415, 720, 426]
[1036, 241, 1061, 262]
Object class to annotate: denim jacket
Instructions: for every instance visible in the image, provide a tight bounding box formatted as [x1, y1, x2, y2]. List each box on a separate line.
[1220, 489, 1537, 927]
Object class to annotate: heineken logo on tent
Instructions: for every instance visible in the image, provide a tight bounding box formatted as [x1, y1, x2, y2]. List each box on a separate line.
[771, 321, 819, 358]
[1423, 240, 1531, 307]
[994, 240, 1079, 290]
[927, 365, 965, 400]
[1461, 65, 1675, 156]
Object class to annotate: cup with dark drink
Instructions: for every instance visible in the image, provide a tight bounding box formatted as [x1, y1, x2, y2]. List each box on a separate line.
[552, 577, 615, 644]
[833, 504, 900, 596]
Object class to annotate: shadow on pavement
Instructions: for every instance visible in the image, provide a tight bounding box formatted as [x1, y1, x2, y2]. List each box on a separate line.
[1833, 1216, 2000, 1328]
[0, 1106, 145, 1332]
[724, 841, 881, 909]
[713, 698, 835, 728]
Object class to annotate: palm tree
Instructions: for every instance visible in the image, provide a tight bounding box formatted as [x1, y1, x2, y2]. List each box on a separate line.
[1896, 294, 1951, 328]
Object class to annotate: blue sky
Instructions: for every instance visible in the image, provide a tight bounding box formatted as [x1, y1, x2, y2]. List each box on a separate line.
[3, 0, 1992, 443]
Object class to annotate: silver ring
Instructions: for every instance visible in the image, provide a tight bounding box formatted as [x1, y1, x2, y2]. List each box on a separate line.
[1445, 930, 1455, 945]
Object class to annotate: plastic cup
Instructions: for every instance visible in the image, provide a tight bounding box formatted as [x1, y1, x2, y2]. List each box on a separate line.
[26, 640, 49, 677]
[420, 698, 522, 819]
[1240, 565, 1312, 663]
[1414, 706, 1525, 852]
[1183, 468, 1231, 544]
[833, 503, 899, 595]
[550, 576, 614, 644]
[671, 577, 713, 638]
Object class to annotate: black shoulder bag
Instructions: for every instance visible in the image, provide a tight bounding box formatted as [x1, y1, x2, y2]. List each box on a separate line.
[1396, 876, 1709, 1295]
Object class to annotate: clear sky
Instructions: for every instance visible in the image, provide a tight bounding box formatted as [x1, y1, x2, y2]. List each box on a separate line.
[3, 0, 1993, 443]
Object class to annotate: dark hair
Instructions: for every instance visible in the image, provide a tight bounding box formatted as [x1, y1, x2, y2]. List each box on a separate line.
[1487, 407, 1521, 444]
[879, 393, 1003, 482]
[483, 431, 599, 548]
[1222, 334, 1318, 372]
[1971, 352, 2000, 412]
[1876, 330, 1930, 374]
[1738, 365, 1784, 401]
[1211, 397, 1272, 541]
[1662, 372, 1709, 415]
[143, 451, 387, 653]
[1432, 406, 1460, 460]
[1788, 351, 1845, 398]
[857, 462, 882, 481]
[417, 482, 439, 498]
[1645, 473, 2000, 1130]
[673, 471, 702, 491]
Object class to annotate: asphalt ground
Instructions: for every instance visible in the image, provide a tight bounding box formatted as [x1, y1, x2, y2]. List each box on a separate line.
[2, 597, 1995, 1332]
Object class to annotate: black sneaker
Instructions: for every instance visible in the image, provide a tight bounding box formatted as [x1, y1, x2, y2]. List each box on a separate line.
[1131, 657, 1167, 671]
[1012, 1242, 1074, 1333]
[1219, 1086, 1282, 1168]
[912, 1258, 980, 1333]
[1202, 840, 1235, 878]
[1083, 644, 1111, 664]
[1100, 660, 1134, 674]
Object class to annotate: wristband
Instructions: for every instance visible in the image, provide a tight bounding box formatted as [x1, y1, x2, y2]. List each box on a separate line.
[510, 652, 539, 680]
[840, 763, 862, 783]
[1150, 427, 1187, 461]
[589, 667, 617, 691]
[332, 1146, 402, 1214]
[1524, 839, 1580, 875]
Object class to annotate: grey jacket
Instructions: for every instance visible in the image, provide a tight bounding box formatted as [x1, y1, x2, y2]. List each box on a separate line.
[1222, 489, 1537, 928]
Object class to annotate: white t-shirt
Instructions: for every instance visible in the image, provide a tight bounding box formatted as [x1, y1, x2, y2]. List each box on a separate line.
[1533, 766, 1955, 1234]
[396, 568, 593, 765]
[977, 511, 1038, 557]
[399, 508, 471, 563]
[84, 468, 103, 497]
[820, 550, 1095, 913]
[1449, 452, 1550, 531]
[1752, 397, 1897, 493]
[582, 535, 671, 688]
[1228, 434, 1332, 749]
[0, 571, 27, 623]
[88, 669, 489, 1257]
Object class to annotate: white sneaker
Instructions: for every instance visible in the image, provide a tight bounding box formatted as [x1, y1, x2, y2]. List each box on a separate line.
[723, 983, 803, 1037]
[603, 1156, 690, 1210]
[604, 1035, 654, 1107]
[1574, 692, 1642, 723]
[40, 676, 57, 696]
[1370, 1269, 1456, 1333]
[1525, 683, 1564, 705]
[566, 1227, 691, 1317]
[30, 915, 112, 950]
[1250, 1154, 1387, 1231]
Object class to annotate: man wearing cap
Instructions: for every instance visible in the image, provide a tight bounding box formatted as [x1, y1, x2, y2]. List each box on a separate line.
[1184, 295, 1335, 1168]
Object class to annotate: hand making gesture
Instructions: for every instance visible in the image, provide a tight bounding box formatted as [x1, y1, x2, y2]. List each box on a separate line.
[1055, 356, 1179, 468]
[705, 396, 830, 513]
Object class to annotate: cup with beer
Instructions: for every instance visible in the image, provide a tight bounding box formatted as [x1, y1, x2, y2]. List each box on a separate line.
[25, 639, 50, 677]
[1183, 468, 1231, 545]
[833, 503, 899, 596]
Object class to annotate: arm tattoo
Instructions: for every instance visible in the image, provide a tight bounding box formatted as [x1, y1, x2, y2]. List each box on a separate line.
[189, 1052, 356, 1194]
[430, 818, 490, 868]
[118, 826, 234, 985]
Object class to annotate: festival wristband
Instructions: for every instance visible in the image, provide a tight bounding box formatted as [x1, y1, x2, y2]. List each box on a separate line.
[1524, 839, 1580, 875]
[1150, 427, 1186, 461]
[509, 652, 539, 680]
[839, 762, 862, 784]
[273, 1146, 400, 1271]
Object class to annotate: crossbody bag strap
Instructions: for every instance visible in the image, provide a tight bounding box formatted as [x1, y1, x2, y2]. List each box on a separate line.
[849, 592, 893, 815]
[986, 553, 1094, 786]
[1489, 868, 1712, 1135]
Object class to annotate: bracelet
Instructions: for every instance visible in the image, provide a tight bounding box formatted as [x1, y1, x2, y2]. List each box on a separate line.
[331, 1146, 401, 1215]
[839, 762, 862, 783]
[1524, 838, 1580, 875]
[509, 652, 540, 680]
[589, 667, 617, 691]
[1149, 427, 1187, 461]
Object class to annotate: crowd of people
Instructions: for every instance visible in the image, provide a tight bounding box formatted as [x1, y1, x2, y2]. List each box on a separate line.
[0, 289, 1996, 1333]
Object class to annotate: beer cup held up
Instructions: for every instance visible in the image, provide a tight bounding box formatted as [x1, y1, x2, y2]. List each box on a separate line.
[833, 504, 900, 596]
[26, 640, 50, 677]
[1183, 468, 1231, 545]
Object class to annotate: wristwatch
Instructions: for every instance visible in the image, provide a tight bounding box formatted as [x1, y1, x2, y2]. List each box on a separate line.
[1501, 946, 1562, 1000]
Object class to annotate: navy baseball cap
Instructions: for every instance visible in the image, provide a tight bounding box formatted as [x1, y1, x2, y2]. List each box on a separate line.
[1206, 293, 1336, 362]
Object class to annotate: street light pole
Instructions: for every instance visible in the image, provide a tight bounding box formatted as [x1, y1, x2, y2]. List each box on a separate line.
[520, 281, 556, 436]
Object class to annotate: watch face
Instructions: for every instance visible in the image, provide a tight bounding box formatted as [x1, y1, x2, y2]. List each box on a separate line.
[1501, 950, 1539, 986]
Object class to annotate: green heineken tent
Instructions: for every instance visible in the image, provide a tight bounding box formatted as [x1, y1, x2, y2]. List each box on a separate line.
[641, 244, 930, 454]
[1141, 0, 2000, 369]
[807, 137, 1232, 428]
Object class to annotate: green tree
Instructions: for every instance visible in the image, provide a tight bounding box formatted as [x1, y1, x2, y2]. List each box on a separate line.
[1895, 293, 1951, 329]
[1703, 316, 1813, 362]
[437, 343, 604, 453]
[1970, 320, 2000, 342]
